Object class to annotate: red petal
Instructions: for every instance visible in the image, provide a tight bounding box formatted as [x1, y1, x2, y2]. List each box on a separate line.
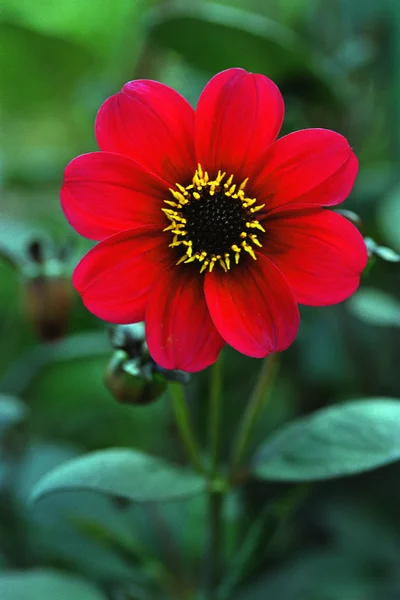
[73, 227, 172, 324]
[195, 68, 284, 180]
[252, 129, 358, 212]
[145, 266, 225, 372]
[263, 208, 368, 305]
[61, 152, 169, 241]
[95, 81, 196, 185]
[204, 254, 299, 358]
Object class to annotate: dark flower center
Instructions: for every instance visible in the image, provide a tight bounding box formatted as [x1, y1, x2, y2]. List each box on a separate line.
[163, 165, 265, 273]
[180, 190, 248, 256]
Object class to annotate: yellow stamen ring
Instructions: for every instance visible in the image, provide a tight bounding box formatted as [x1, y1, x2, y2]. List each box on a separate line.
[163, 164, 265, 273]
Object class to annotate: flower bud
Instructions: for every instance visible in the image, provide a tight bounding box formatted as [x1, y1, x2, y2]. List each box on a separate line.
[104, 350, 167, 405]
[24, 274, 73, 342]
[108, 323, 146, 357]
[104, 324, 190, 406]
[22, 239, 73, 342]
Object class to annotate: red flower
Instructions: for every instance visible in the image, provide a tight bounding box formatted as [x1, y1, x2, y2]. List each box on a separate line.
[61, 68, 367, 372]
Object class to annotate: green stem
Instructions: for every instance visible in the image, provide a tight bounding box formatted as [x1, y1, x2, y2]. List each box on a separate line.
[208, 356, 223, 477]
[205, 356, 225, 599]
[207, 488, 224, 600]
[169, 382, 205, 474]
[229, 353, 279, 476]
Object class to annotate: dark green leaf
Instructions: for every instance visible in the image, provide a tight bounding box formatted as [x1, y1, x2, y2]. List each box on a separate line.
[0, 22, 95, 114]
[0, 569, 106, 600]
[16, 443, 146, 581]
[2, 0, 141, 58]
[0, 332, 110, 397]
[32, 448, 206, 503]
[236, 551, 381, 600]
[253, 399, 400, 481]
[378, 184, 400, 253]
[145, 1, 346, 107]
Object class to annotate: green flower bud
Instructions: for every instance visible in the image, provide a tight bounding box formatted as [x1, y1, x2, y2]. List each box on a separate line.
[104, 351, 167, 406]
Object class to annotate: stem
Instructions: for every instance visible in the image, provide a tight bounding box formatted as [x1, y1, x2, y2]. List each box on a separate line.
[143, 505, 191, 600]
[208, 356, 223, 477]
[207, 489, 224, 600]
[229, 353, 279, 475]
[205, 356, 225, 599]
[218, 502, 272, 600]
[169, 382, 205, 474]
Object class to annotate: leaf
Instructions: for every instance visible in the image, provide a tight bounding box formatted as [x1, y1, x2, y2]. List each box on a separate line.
[236, 550, 381, 600]
[0, 216, 49, 267]
[0, 22, 95, 114]
[347, 288, 400, 327]
[0, 569, 106, 600]
[0, 394, 26, 434]
[363, 237, 400, 262]
[0, 331, 110, 397]
[2, 0, 142, 59]
[253, 399, 400, 481]
[378, 183, 400, 253]
[32, 448, 206, 504]
[374, 245, 400, 262]
[16, 443, 145, 581]
[145, 1, 346, 107]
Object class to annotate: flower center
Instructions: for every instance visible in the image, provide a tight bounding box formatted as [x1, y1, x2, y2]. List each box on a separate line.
[163, 165, 265, 273]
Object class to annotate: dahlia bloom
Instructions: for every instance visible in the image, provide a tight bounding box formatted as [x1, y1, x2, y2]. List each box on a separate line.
[61, 68, 367, 372]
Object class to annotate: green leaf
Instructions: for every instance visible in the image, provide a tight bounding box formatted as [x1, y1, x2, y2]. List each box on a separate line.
[378, 183, 400, 253]
[0, 394, 26, 434]
[32, 448, 206, 504]
[347, 288, 400, 327]
[374, 245, 400, 262]
[363, 237, 400, 262]
[2, 0, 142, 59]
[16, 443, 146, 582]
[145, 1, 345, 107]
[0, 569, 106, 600]
[253, 399, 400, 482]
[0, 22, 95, 114]
[236, 550, 380, 600]
[0, 216, 50, 267]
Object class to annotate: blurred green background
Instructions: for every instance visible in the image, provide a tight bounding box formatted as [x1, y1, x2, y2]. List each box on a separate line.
[1, 0, 400, 599]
